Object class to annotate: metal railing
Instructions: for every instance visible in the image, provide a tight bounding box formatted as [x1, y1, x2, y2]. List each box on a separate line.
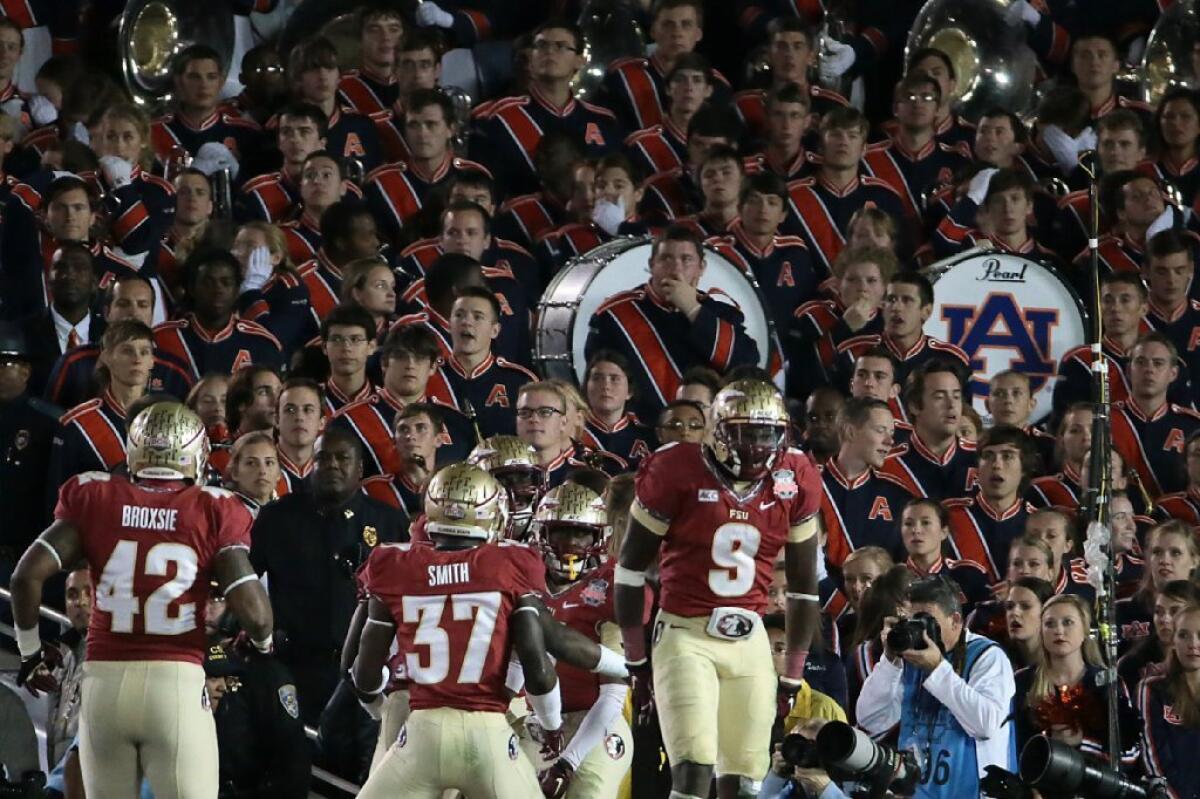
[0, 586, 363, 796]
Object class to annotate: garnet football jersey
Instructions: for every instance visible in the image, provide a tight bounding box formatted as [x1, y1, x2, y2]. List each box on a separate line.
[55, 472, 252, 665]
[542, 561, 651, 713]
[631, 443, 821, 617]
[363, 541, 547, 713]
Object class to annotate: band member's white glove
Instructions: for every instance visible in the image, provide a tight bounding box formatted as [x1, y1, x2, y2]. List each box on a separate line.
[69, 121, 89, 145]
[99, 155, 134, 190]
[192, 142, 240, 182]
[818, 38, 856, 84]
[28, 94, 58, 127]
[416, 1, 455, 28]
[591, 198, 626, 236]
[1005, 0, 1042, 26]
[1042, 124, 1094, 174]
[240, 245, 274, 293]
[967, 167, 999, 205]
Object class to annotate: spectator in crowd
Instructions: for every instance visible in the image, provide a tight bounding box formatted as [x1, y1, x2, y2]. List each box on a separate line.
[1117, 521, 1200, 655]
[831, 546, 894, 653]
[187, 372, 231, 438]
[581, 350, 656, 469]
[19, 242, 103, 397]
[362, 401, 442, 516]
[844, 565, 914, 722]
[45, 567, 91, 768]
[1139, 604, 1200, 799]
[226, 429, 283, 513]
[898, 498, 991, 614]
[1119, 580, 1200, 694]
[320, 304, 379, 413]
[275, 377, 323, 493]
[340, 257, 397, 339]
[654, 398, 708, 445]
[225, 364, 282, 440]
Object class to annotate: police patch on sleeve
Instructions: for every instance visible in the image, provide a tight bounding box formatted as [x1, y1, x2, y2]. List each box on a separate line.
[278, 684, 299, 719]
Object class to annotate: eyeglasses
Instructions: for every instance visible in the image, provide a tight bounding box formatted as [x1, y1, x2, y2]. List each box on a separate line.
[249, 64, 284, 75]
[532, 40, 579, 54]
[902, 92, 939, 104]
[516, 407, 565, 420]
[327, 334, 369, 347]
[657, 420, 706, 432]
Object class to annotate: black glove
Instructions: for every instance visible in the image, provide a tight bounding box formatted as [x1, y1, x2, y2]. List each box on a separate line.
[16, 643, 63, 697]
[538, 758, 574, 798]
[628, 658, 654, 726]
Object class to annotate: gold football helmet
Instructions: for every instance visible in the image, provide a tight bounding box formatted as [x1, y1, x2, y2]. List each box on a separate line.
[710, 379, 789, 480]
[533, 483, 610, 582]
[469, 435, 544, 538]
[424, 463, 510, 546]
[126, 402, 209, 481]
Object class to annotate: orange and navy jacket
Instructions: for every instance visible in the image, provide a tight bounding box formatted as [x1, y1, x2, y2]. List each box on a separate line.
[819, 457, 914, 571]
[337, 68, 399, 122]
[150, 109, 262, 162]
[862, 137, 971, 242]
[581, 412, 656, 471]
[944, 493, 1033, 584]
[426, 353, 535, 439]
[880, 433, 979, 503]
[330, 387, 475, 478]
[599, 53, 731, 133]
[584, 282, 760, 423]
[734, 84, 848, 142]
[44, 344, 195, 410]
[783, 175, 906, 274]
[470, 84, 623, 198]
[624, 119, 688, 177]
[835, 333, 969, 422]
[47, 390, 127, 495]
[1111, 399, 1200, 498]
[365, 155, 491, 247]
[153, 314, 284, 380]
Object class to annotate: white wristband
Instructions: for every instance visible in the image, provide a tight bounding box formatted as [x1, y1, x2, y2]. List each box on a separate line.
[527, 684, 563, 731]
[252, 634, 273, 653]
[614, 565, 646, 587]
[591, 645, 629, 679]
[16, 625, 41, 658]
[785, 592, 819, 602]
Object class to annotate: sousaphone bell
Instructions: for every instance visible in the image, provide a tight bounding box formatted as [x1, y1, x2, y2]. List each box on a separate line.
[119, 0, 235, 107]
[1138, 0, 1200, 106]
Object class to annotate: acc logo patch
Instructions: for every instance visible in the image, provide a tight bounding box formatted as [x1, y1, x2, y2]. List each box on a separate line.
[278, 684, 299, 719]
[605, 733, 626, 760]
[362, 525, 378, 546]
[508, 733, 520, 760]
[698, 489, 719, 502]
[772, 469, 798, 500]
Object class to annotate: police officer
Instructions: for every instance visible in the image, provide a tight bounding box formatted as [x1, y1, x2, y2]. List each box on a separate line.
[250, 426, 407, 725]
[206, 641, 311, 799]
[0, 323, 60, 584]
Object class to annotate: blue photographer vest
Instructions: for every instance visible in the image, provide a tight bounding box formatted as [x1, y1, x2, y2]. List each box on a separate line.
[898, 636, 1016, 799]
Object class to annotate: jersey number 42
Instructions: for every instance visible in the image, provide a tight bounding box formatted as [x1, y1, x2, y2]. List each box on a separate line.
[96, 539, 200, 635]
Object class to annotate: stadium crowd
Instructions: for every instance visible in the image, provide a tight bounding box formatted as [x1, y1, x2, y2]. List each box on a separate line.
[3, 0, 1200, 798]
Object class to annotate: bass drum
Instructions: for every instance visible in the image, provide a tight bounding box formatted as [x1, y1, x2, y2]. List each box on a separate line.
[536, 237, 779, 383]
[924, 250, 1087, 424]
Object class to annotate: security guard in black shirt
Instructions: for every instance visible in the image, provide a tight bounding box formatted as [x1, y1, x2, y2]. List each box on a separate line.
[0, 323, 60, 582]
[206, 642, 311, 799]
[250, 426, 407, 725]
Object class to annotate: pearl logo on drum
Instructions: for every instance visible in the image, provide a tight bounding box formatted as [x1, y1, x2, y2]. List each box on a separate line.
[976, 258, 1029, 283]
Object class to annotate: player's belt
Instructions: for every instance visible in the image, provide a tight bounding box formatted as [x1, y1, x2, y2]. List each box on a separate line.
[657, 608, 761, 641]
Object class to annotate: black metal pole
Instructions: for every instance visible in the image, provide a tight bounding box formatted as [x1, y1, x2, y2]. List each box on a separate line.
[1076, 149, 1120, 766]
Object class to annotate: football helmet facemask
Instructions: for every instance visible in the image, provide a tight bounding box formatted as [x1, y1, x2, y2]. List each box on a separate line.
[126, 402, 210, 481]
[533, 483, 609, 582]
[709, 379, 789, 481]
[424, 463, 510, 547]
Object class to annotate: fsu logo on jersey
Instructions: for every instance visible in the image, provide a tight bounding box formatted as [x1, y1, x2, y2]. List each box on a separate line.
[604, 733, 626, 760]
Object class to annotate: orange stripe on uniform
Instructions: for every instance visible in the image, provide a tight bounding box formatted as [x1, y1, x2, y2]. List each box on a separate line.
[710, 318, 735, 371]
[607, 302, 680, 406]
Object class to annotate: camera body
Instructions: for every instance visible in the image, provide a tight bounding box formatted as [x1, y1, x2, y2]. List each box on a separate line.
[886, 611, 944, 652]
[781, 733, 823, 769]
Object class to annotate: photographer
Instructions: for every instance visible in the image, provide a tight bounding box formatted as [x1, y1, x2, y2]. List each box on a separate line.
[760, 719, 849, 799]
[856, 576, 1017, 799]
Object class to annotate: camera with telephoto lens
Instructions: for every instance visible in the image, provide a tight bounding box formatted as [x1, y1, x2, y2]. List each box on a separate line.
[1019, 734, 1168, 799]
[780, 732, 822, 768]
[886, 611, 943, 652]
[816, 721, 922, 799]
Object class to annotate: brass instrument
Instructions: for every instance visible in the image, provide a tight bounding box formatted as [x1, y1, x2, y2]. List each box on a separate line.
[119, 0, 235, 108]
[1138, 0, 1200, 106]
[573, 0, 646, 100]
[905, 0, 1038, 121]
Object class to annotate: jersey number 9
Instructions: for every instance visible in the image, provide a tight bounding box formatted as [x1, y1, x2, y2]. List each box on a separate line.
[709, 523, 762, 597]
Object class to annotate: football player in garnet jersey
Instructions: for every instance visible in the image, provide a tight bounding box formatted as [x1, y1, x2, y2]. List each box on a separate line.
[9, 402, 273, 799]
[351, 464, 628, 799]
[615, 379, 823, 799]
[528, 483, 646, 798]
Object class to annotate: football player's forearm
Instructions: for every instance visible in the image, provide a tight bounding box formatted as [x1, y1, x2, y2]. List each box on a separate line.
[512, 604, 557, 695]
[613, 584, 648, 662]
[11, 530, 69, 634]
[615, 520, 659, 662]
[227, 581, 273, 642]
[541, 611, 601, 671]
[783, 538, 819, 677]
[340, 601, 369, 674]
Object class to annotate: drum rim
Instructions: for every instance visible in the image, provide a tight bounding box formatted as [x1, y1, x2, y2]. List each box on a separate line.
[534, 235, 783, 380]
[922, 249, 1091, 333]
